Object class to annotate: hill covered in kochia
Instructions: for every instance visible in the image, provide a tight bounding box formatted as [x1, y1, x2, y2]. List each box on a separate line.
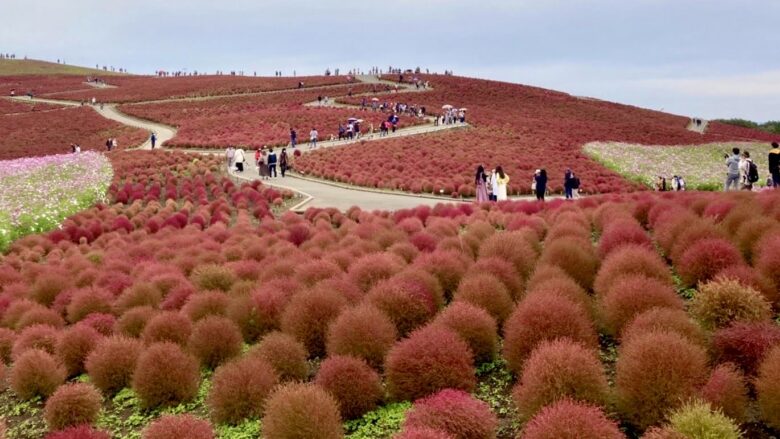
[297, 75, 779, 195]
[0, 58, 127, 76]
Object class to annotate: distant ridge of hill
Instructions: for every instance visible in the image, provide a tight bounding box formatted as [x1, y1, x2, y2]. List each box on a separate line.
[0, 58, 129, 76]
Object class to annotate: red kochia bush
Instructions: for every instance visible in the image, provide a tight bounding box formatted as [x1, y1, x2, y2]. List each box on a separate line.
[314, 355, 383, 419]
[453, 273, 514, 324]
[599, 275, 683, 336]
[280, 288, 347, 357]
[754, 233, 780, 291]
[468, 257, 523, 300]
[593, 244, 671, 296]
[0, 328, 16, 364]
[142, 414, 215, 439]
[756, 346, 780, 430]
[395, 427, 453, 439]
[141, 311, 193, 346]
[538, 238, 599, 290]
[403, 389, 497, 439]
[525, 277, 594, 319]
[512, 339, 609, 420]
[347, 252, 405, 292]
[190, 264, 236, 292]
[249, 331, 308, 382]
[116, 306, 157, 338]
[207, 355, 278, 425]
[676, 238, 744, 287]
[45, 426, 111, 439]
[85, 335, 144, 394]
[621, 307, 707, 347]
[132, 342, 200, 408]
[616, 331, 708, 429]
[385, 325, 475, 401]
[187, 316, 243, 368]
[182, 291, 230, 321]
[700, 363, 749, 423]
[113, 282, 163, 314]
[413, 251, 468, 298]
[367, 278, 437, 337]
[502, 293, 597, 374]
[9, 349, 66, 400]
[44, 383, 102, 430]
[432, 302, 498, 364]
[597, 220, 652, 258]
[11, 323, 59, 358]
[520, 399, 626, 439]
[56, 324, 102, 376]
[326, 304, 398, 370]
[478, 231, 537, 281]
[262, 383, 343, 439]
[712, 321, 780, 374]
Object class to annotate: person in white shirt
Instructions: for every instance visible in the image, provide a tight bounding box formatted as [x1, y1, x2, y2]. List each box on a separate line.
[234, 148, 246, 172]
[490, 169, 499, 201]
[309, 127, 318, 149]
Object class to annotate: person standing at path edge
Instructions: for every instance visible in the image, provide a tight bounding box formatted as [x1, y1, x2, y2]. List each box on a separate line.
[290, 128, 297, 148]
[534, 169, 548, 201]
[475, 165, 489, 202]
[268, 148, 278, 177]
[495, 166, 510, 201]
[234, 147, 246, 173]
[310, 127, 318, 149]
[769, 142, 780, 188]
[150, 132, 157, 149]
[280, 148, 288, 177]
[724, 147, 741, 191]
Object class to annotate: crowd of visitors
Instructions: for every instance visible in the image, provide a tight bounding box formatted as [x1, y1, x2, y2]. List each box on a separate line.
[474, 166, 581, 202]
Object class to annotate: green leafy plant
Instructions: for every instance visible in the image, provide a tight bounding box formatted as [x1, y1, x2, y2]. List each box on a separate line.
[344, 402, 411, 439]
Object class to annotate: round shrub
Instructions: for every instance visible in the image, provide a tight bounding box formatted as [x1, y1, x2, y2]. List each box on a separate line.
[478, 231, 538, 281]
[512, 339, 609, 420]
[208, 355, 278, 425]
[520, 399, 625, 439]
[9, 349, 66, 400]
[754, 233, 780, 291]
[712, 321, 780, 374]
[666, 400, 742, 439]
[367, 279, 437, 337]
[403, 389, 496, 439]
[0, 328, 16, 364]
[756, 345, 780, 430]
[413, 251, 469, 298]
[12, 323, 59, 359]
[142, 414, 215, 439]
[44, 382, 102, 430]
[690, 279, 772, 330]
[262, 382, 343, 439]
[599, 275, 683, 336]
[79, 313, 116, 336]
[326, 304, 397, 370]
[190, 264, 236, 292]
[131, 342, 200, 408]
[640, 427, 685, 439]
[714, 265, 778, 307]
[280, 288, 347, 357]
[700, 363, 748, 423]
[113, 282, 163, 314]
[187, 316, 243, 369]
[45, 425, 111, 439]
[116, 306, 157, 338]
[593, 244, 671, 296]
[468, 257, 523, 300]
[395, 427, 453, 439]
[141, 311, 193, 346]
[677, 238, 744, 287]
[182, 291, 229, 321]
[621, 308, 707, 347]
[385, 325, 475, 401]
[295, 259, 343, 287]
[249, 331, 308, 382]
[432, 302, 497, 364]
[85, 335, 144, 394]
[453, 273, 514, 324]
[538, 238, 599, 290]
[314, 355, 383, 419]
[502, 293, 597, 374]
[56, 324, 102, 376]
[525, 277, 594, 319]
[616, 331, 708, 429]
[17, 306, 64, 330]
[347, 252, 405, 292]
[597, 220, 652, 258]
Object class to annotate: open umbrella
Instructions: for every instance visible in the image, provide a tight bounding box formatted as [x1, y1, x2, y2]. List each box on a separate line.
[460, 108, 468, 111]
[371, 97, 379, 102]
[348, 117, 358, 122]
[442, 104, 453, 109]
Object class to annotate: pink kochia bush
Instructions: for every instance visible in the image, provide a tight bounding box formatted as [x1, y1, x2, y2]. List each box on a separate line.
[402, 389, 497, 439]
[385, 325, 476, 401]
[520, 399, 626, 439]
[142, 414, 215, 439]
[207, 355, 278, 425]
[314, 355, 383, 419]
[44, 382, 103, 431]
[9, 349, 66, 400]
[699, 363, 749, 423]
[85, 335, 144, 395]
[261, 383, 343, 439]
[44, 426, 111, 439]
[326, 304, 398, 370]
[131, 342, 200, 409]
[756, 346, 780, 430]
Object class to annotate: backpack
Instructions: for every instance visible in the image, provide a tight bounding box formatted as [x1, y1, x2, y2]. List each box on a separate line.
[748, 161, 759, 183]
[571, 177, 580, 189]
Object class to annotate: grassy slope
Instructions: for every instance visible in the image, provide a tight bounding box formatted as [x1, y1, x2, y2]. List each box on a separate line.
[0, 59, 128, 76]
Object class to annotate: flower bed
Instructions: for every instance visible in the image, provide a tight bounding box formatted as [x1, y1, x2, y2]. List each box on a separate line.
[0, 152, 112, 250]
[584, 141, 772, 190]
[0, 99, 61, 115]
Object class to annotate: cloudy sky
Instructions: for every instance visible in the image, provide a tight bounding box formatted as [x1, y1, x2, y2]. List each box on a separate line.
[2, 0, 778, 121]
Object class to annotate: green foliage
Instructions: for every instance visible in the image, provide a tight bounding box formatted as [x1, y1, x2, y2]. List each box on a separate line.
[716, 119, 780, 135]
[216, 419, 261, 439]
[475, 358, 520, 437]
[0, 393, 46, 439]
[344, 402, 411, 439]
[668, 400, 742, 439]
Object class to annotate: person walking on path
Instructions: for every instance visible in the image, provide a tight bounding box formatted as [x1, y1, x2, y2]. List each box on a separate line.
[534, 169, 548, 201]
[258, 149, 270, 180]
[724, 147, 741, 191]
[290, 128, 297, 148]
[280, 148, 288, 177]
[268, 148, 278, 177]
[739, 150, 757, 191]
[226, 146, 235, 171]
[495, 166, 510, 201]
[564, 169, 578, 200]
[769, 142, 780, 188]
[234, 147, 246, 172]
[150, 132, 157, 149]
[475, 165, 489, 202]
[309, 127, 318, 149]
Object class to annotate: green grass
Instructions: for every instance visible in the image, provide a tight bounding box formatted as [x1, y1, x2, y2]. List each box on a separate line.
[0, 59, 129, 76]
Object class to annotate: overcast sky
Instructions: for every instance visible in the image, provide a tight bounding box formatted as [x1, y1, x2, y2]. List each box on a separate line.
[2, 0, 778, 121]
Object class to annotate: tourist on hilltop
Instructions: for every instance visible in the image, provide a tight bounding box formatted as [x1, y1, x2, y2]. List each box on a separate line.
[226, 146, 235, 171]
[654, 176, 667, 191]
[769, 142, 780, 188]
[724, 147, 741, 191]
[150, 132, 157, 149]
[234, 147, 246, 173]
[268, 148, 278, 177]
[290, 128, 297, 148]
[70, 143, 77, 154]
[564, 169, 579, 200]
[533, 169, 547, 201]
[475, 165, 489, 203]
[672, 175, 686, 191]
[280, 148, 288, 177]
[495, 167, 510, 201]
[739, 150, 757, 191]
[310, 127, 318, 149]
[112, 138, 117, 151]
[106, 138, 112, 152]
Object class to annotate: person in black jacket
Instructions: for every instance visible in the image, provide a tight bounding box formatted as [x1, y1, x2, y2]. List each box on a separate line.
[769, 142, 780, 188]
[267, 148, 278, 177]
[564, 169, 578, 199]
[534, 169, 548, 201]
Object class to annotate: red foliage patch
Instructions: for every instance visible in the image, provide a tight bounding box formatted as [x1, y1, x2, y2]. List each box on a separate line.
[44, 383, 102, 430]
[132, 342, 200, 408]
[520, 399, 626, 439]
[249, 331, 308, 382]
[326, 304, 397, 370]
[700, 363, 749, 423]
[712, 321, 780, 375]
[207, 355, 278, 425]
[676, 238, 744, 287]
[187, 316, 243, 369]
[280, 288, 347, 357]
[403, 389, 497, 439]
[314, 355, 383, 419]
[9, 349, 66, 400]
[432, 302, 498, 365]
[85, 335, 144, 394]
[262, 383, 343, 439]
[599, 275, 683, 336]
[142, 414, 215, 439]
